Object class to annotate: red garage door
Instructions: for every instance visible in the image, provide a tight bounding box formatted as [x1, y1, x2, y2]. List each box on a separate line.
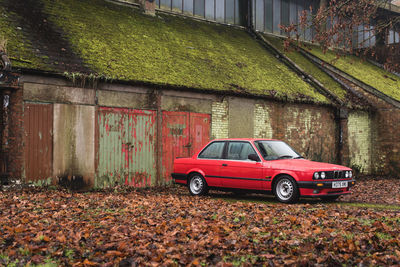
[162, 111, 210, 182]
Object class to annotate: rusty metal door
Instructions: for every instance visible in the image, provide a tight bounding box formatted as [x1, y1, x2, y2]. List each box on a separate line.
[190, 113, 210, 155]
[126, 110, 156, 187]
[24, 103, 53, 182]
[162, 111, 210, 182]
[97, 107, 156, 188]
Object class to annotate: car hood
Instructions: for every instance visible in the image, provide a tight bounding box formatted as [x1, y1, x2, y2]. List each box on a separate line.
[267, 159, 351, 172]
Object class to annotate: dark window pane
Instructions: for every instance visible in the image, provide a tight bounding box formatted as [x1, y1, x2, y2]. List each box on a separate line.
[160, 0, 171, 10]
[227, 142, 256, 161]
[265, 0, 273, 32]
[183, 0, 193, 15]
[172, 0, 182, 12]
[198, 142, 225, 159]
[273, 0, 281, 34]
[194, 0, 205, 17]
[289, 0, 297, 24]
[226, 0, 235, 24]
[255, 0, 264, 31]
[235, 0, 239, 25]
[281, 0, 289, 28]
[216, 0, 225, 23]
[205, 0, 215, 20]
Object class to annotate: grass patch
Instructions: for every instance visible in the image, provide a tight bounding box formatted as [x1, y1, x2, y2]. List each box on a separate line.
[336, 202, 400, 211]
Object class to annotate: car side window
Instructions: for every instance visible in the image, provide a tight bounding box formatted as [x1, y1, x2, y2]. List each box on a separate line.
[198, 142, 225, 159]
[226, 142, 257, 161]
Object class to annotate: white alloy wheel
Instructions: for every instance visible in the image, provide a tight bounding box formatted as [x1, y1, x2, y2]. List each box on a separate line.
[274, 176, 299, 203]
[188, 174, 207, 196]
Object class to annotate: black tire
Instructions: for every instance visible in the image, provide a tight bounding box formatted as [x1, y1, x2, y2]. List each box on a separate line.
[273, 175, 299, 203]
[320, 195, 340, 202]
[188, 173, 208, 196]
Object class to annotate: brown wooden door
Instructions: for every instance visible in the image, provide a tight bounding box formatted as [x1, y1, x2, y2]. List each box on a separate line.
[24, 103, 53, 182]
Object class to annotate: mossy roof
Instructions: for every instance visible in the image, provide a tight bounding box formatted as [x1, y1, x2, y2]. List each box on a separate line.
[307, 47, 400, 102]
[0, 0, 330, 103]
[262, 35, 348, 103]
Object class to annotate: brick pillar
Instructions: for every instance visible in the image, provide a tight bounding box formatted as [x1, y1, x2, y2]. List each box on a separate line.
[337, 108, 349, 166]
[8, 88, 24, 180]
[140, 0, 156, 15]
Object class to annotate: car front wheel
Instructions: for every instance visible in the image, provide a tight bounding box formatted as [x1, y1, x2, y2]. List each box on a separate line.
[188, 173, 208, 196]
[274, 176, 299, 203]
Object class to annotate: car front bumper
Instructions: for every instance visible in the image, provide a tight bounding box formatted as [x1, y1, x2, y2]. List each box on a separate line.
[297, 179, 356, 189]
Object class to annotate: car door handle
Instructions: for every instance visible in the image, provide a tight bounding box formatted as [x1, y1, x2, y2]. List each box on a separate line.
[222, 164, 228, 167]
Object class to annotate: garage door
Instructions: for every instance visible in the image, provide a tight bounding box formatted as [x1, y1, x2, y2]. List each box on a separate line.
[97, 107, 156, 188]
[162, 111, 210, 182]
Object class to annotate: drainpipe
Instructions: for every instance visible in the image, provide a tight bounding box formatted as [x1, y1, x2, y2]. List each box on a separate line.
[0, 50, 11, 71]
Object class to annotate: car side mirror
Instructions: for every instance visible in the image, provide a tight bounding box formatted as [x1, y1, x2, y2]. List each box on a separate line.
[248, 154, 260, 162]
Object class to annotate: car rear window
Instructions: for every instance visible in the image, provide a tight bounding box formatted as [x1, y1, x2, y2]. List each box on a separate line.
[198, 142, 225, 159]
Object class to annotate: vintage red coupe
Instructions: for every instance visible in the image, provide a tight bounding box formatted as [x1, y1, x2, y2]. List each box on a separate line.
[172, 139, 355, 203]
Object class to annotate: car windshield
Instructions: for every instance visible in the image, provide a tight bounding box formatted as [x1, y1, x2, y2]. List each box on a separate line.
[254, 140, 302, 160]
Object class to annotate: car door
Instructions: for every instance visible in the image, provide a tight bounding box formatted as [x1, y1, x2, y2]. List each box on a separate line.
[196, 141, 226, 187]
[219, 141, 263, 190]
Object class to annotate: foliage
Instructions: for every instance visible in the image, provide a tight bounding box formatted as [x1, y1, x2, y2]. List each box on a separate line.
[0, 184, 399, 266]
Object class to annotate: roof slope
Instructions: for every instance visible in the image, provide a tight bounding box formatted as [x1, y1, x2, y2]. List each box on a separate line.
[307, 47, 400, 102]
[262, 35, 348, 102]
[0, 0, 329, 103]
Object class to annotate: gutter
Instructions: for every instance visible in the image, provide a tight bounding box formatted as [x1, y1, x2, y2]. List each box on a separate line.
[297, 47, 400, 109]
[246, 29, 344, 108]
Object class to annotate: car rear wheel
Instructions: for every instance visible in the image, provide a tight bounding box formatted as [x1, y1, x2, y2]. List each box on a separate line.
[274, 176, 299, 203]
[188, 173, 208, 196]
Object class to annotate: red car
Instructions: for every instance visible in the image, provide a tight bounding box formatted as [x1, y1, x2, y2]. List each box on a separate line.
[172, 139, 355, 203]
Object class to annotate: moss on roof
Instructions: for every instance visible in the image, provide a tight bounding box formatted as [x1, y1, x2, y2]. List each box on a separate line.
[262, 35, 348, 102]
[0, 6, 50, 70]
[307, 47, 400, 102]
[0, 0, 330, 103]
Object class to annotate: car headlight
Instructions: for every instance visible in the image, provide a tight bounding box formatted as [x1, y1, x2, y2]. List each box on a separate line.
[345, 171, 349, 178]
[314, 172, 319, 179]
[349, 171, 352, 178]
[320, 172, 326, 179]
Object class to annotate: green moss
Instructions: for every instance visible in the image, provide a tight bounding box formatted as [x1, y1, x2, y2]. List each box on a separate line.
[0, 6, 51, 70]
[307, 47, 400, 102]
[263, 35, 348, 102]
[38, 0, 328, 103]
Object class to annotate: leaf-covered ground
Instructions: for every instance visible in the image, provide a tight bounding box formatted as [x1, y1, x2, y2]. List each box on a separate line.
[0, 178, 399, 266]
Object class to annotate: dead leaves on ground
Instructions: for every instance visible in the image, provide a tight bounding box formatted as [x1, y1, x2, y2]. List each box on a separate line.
[0, 184, 399, 266]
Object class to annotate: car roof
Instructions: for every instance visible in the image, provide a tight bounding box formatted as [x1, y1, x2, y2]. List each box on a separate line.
[211, 138, 280, 142]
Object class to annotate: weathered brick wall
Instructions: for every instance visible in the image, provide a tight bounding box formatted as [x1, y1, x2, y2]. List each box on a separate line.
[348, 111, 372, 174]
[7, 88, 24, 179]
[335, 75, 400, 176]
[253, 101, 338, 164]
[279, 104, 337, 163]
[254, 104, 273, 139]
[211, 99, 228, 139]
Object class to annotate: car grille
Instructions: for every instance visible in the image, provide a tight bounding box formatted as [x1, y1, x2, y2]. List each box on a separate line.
[325, 171, 347, 179]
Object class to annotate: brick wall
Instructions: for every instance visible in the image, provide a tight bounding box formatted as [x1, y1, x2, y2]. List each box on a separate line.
[348, 111, 372, 174]
[211, 99, 228, 139]
[335, 75, 400, 176]
[279, 104, 338, 163]
[254, 104, 273, 139]
[7, 88, 24, 179]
